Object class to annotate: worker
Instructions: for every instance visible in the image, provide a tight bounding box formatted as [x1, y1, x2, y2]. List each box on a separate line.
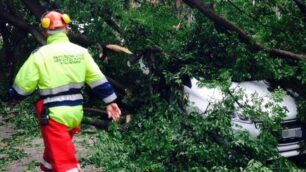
[8, 10, 121, 172]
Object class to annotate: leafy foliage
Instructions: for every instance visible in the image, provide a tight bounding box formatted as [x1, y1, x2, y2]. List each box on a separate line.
[0, 0, 305, 171]
[84, 95, 302, 171]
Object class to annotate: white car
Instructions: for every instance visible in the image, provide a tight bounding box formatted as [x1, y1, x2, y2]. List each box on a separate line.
[136, 58, 305, 157]
[184, 78, 306, 157]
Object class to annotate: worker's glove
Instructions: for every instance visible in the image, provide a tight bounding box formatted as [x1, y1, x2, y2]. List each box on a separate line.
[5, 88, 24, 102]
[106, 103, 121, 121]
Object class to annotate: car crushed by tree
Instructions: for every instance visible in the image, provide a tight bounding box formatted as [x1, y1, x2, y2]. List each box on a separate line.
[183, 77, 306, 158]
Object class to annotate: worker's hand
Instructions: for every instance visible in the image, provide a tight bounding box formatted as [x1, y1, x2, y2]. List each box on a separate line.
[106, 103, 121, 121]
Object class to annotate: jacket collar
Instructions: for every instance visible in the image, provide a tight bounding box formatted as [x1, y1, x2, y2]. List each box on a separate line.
[47, 32, 70, 44]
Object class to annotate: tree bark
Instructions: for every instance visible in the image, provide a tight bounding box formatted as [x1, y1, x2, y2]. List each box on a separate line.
[183, 0, 306, 61]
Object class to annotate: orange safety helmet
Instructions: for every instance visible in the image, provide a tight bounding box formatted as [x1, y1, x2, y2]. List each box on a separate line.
[41, 10, 71, 30]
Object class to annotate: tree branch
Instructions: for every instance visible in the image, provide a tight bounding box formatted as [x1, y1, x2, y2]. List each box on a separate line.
[293, 0, 306, 22]
[184, 0, 262, 49]
[84, 107, 106, 115]
[68, 32, 94, 47]
[104, 18, 122, 34]
[22, 0, 46, 20]
[183, 0, 306, 61]
[0, 2, 45, 45]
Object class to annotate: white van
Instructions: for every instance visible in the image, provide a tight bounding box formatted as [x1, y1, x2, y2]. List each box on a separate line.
[184, 78, 306, 157]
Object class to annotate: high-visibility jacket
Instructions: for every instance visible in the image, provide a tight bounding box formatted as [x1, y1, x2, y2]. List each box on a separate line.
[10, 32, 117, 130]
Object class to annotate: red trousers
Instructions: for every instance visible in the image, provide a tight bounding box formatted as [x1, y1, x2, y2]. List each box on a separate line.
[36, 100, 81, 172]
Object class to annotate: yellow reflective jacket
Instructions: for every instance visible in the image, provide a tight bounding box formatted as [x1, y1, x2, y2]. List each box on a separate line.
[10, 32, 117, 130]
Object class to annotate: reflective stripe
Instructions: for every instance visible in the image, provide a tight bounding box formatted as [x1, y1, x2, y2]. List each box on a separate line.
[12, 83, 32, 96]
[66, 168, 79, 172]
[41, 159, 52, 169]
[39, 83, 84, 96]
[103, 92, 117, 104]
[88, 78, 108, 89]
[44, 94, 83, 104]
[44, 100, 83, 107]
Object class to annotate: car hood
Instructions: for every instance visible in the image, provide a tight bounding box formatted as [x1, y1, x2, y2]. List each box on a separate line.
[184, 78, 297, 120]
